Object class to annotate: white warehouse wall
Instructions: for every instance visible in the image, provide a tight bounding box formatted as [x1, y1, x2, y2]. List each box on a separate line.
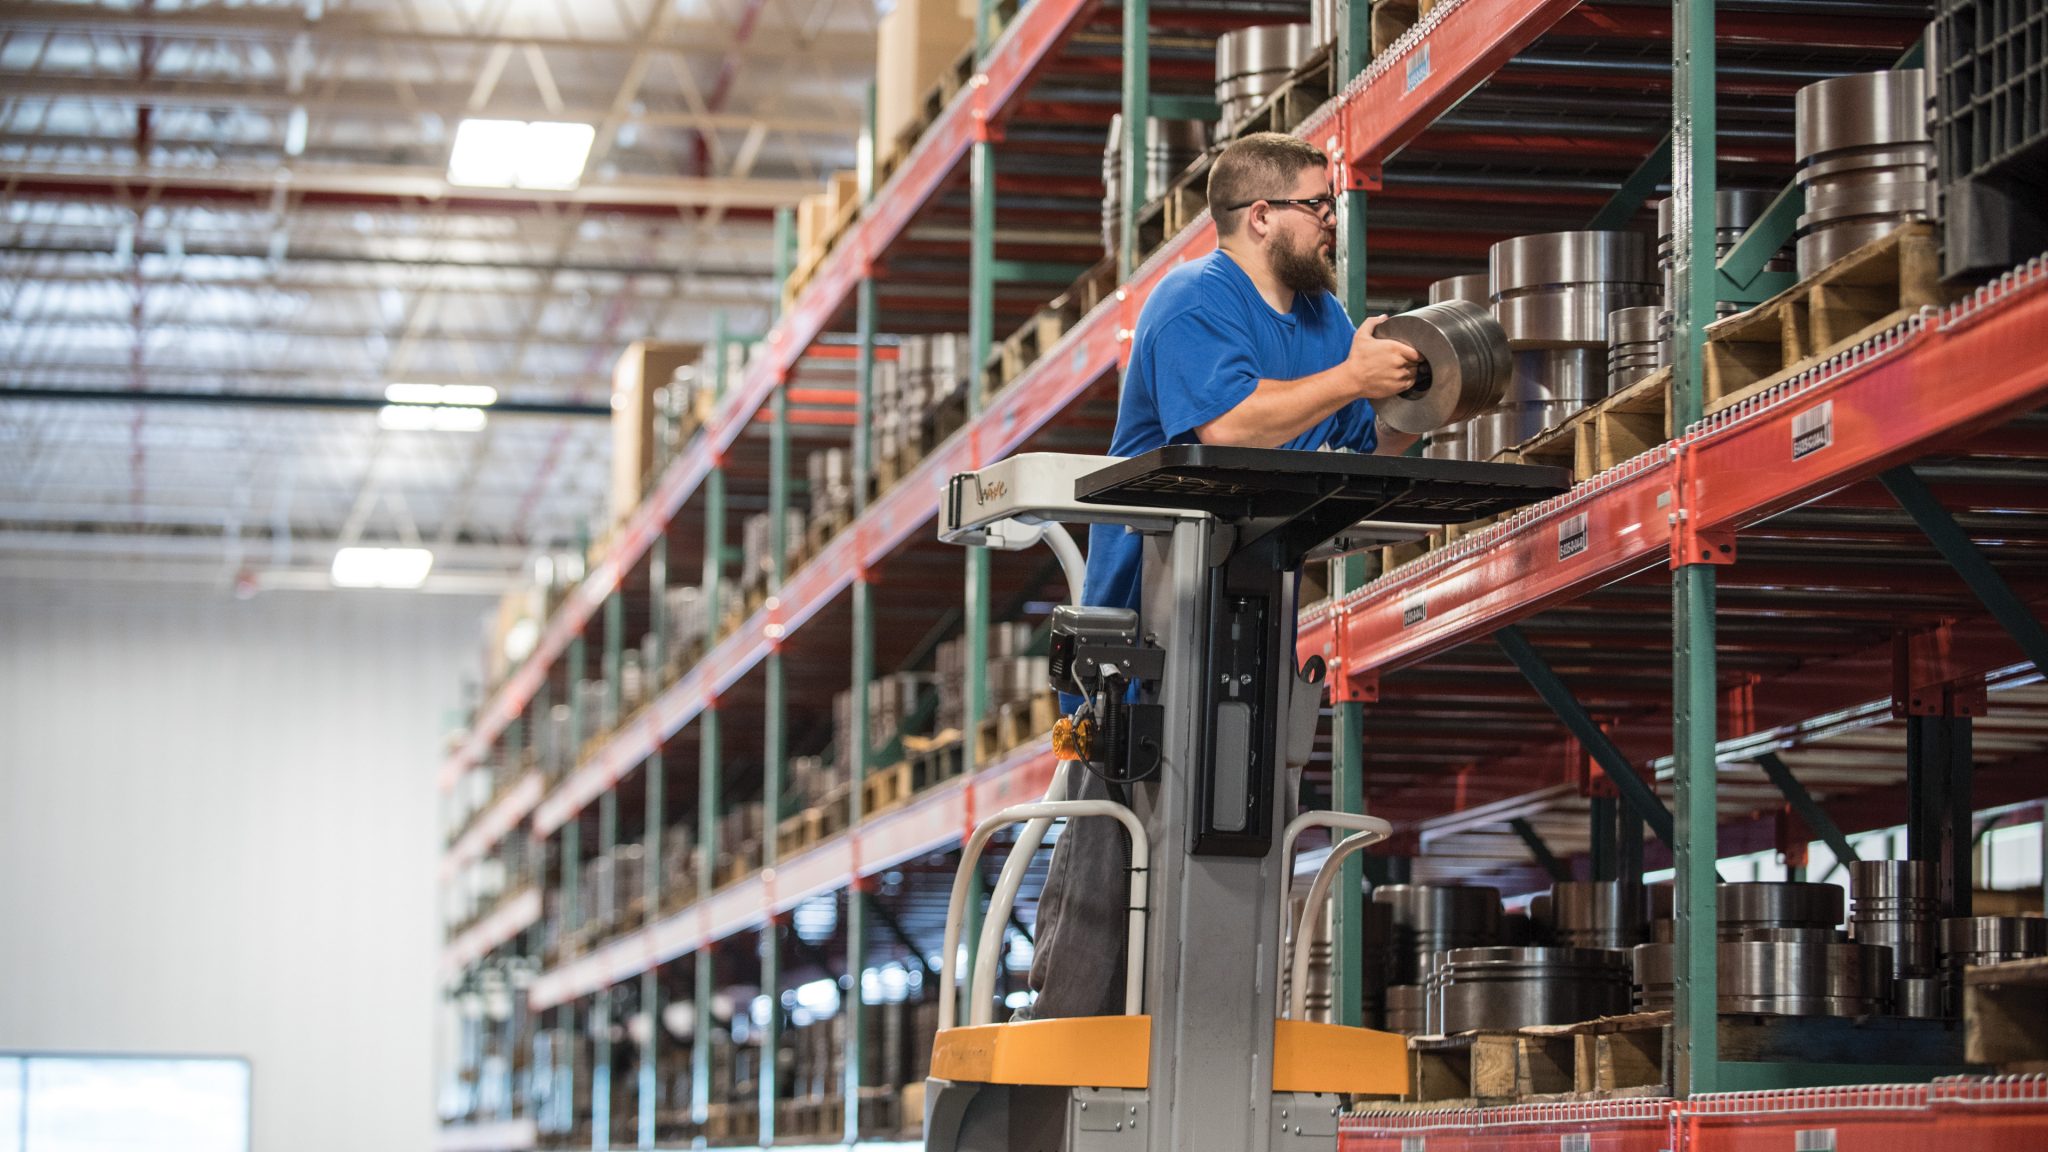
[0, 579, 488, 1152]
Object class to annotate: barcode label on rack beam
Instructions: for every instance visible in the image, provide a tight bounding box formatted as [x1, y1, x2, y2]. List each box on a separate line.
[1792, 401, 1833, 460]
[1405, 44, 1431, 93]
[1401, 1138, 1427, 1152]
[1558, 512, 1589, 560]
[1559, 1136, 1590, 1152]
[1795, 1130, 1836, 1152]
[1402, 595, 1427, 628]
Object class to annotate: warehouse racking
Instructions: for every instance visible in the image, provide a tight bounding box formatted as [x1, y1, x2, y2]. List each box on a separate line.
[435, 0, 2048, 1147]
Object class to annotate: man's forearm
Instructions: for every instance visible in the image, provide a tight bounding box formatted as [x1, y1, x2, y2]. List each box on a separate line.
[1195, 366, 1361, 448]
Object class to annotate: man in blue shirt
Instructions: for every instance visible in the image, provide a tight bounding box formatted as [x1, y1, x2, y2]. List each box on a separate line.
[1081, 131, 1423, 612]
[1026, 134, 1422, 1019]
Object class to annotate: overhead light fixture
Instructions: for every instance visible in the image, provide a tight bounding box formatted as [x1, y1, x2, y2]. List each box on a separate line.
[447, 118, 596, 190]
[378, 405, 488, 432]
[385, 383, 498, 406]
[330, 546, 435, 589]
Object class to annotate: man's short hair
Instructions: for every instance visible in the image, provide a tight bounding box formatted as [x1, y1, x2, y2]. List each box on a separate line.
[1207, 133, 1329, 237]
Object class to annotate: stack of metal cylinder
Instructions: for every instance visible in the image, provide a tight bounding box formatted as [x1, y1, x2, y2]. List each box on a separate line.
[1286, 893, 1393, 1027]
[1605, 306, 1667, 394]
[1101, 115, 1212, 258]
[935, 622, 1045, 733]
[1477, 230, 1660, 461]
[1550, 880, 1647, 950]
[1214, 25, 1316, 138]
[739, 509, 805, 601]
[1654, 190, 1789, 331]
[1793, 69, 1934, 277]
[872, 333, 971, 472]
[1848, 860, 1941, 1018]
[1940, 915, 2048, 1015]
[1374, 884, 1502, 1033]
[807, 448, 853, 526]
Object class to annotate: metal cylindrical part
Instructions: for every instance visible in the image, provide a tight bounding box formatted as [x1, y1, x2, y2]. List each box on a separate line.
[1490, 230, 1660, 350]
[1739, 927, 1839, 944]
[1372, 299, 1513, 434]
[1605, 305, 1669, 393]
[1464, 348, 1603, 461]
[1373, 884, 1503, 985]
[1941, 915, 2048, 961]
[1793, 69, 1933, 276]
[1717, 940, 1891, 1016]
[1896, 976, 1942, 1018]
[1717, 882, 1845, 941]
[1429, 273, 1492, 308]
[1550, 881, 1647, 950]
[1847, 860, 1940, 980]
[1384, 983, 1428, 1034]
[1437, 946, 1634, 1033]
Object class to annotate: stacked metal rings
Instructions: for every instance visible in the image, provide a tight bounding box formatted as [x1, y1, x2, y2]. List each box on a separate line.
[1479, 230, 1659, 461]
[1793, 69, 1934, 277]
[1848, 860, 1940, 1016]
[1940, 915, 2048, 1014]
[1436, 946, 1635, 1033]
[1215, 25, 1316, 137]
[1605, 306, 1668, 394]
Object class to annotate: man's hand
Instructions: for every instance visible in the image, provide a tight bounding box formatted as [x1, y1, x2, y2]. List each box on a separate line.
[1346, 315, 1423, 400]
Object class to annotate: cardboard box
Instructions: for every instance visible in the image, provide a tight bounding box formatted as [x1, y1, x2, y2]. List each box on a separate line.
[875, 0, 976, 152]
[797, 192, 830, 261]
[611, 341, 701, 524]
[828, 169, 862, 225]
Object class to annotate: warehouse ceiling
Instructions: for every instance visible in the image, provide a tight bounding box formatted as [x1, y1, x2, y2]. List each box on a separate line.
[0, 0, 875, 594]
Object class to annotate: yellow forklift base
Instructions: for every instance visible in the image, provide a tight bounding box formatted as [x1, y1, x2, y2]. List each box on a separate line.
[931, 1017, 1408, 1095]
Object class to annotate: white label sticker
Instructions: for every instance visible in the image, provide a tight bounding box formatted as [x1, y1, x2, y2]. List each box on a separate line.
[1405, 44, 1432, 93]
[1560, 1136, 1591, 1152]
[1402, 595, 1427, 628]
[1402, 1138, 1427, 1152]
[1792, 400, 1833, 460]
[1558, 512, 1589, 561]
[1795, 1130, 1836, 1152]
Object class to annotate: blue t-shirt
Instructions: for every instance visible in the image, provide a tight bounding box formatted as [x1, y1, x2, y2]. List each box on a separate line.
[1080, 251, 1378, 612]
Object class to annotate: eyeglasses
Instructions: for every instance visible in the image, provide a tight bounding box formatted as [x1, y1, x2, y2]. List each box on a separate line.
[1225, 195, 1338, 221]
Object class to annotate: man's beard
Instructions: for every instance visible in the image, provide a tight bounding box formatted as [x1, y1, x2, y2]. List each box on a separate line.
[1272, 228, 1338, 297]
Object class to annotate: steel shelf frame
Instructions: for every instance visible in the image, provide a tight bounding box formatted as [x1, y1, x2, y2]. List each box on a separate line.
[434, 0, 2048, 1139]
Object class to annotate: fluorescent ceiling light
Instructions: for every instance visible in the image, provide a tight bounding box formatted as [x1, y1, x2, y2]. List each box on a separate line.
[378, 404, 488, 432]
[385, 383, 498, 406]
[447, 118, 596, 190]
[330, 546, 434, 589]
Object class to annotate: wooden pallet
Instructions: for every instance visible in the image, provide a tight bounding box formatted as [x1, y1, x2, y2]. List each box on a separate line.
[896, 1081, 928, 1137]
[702, 1101, 759, 1143]
[1567, 1012, 1673, 1097]
[862, 760, 915, 818]
[1408, 1031, 1529, 1104]
[804, 504, 854, 561]
[905, 730, 967, 788]
[775, 1095, 846, 1139]
[1703, 221, 1945, 416]
[1574, 366, 1673, 480]
[986, 306, 1074, 393]
[716, 854, 756, 890]
[974, 691, 1061, 761]
[775, 789, 851, 859]
[1965, 956, 2048, 1073]
[859, 1085, 904, 1137]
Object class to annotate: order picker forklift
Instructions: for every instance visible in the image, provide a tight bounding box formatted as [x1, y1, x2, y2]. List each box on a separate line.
[923, 439, 1570, 1152]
